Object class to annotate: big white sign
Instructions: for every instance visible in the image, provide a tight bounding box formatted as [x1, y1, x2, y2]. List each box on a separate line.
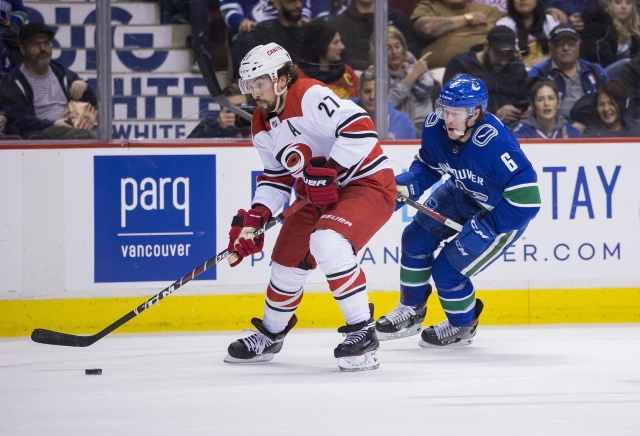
[0, 141, 637, 300]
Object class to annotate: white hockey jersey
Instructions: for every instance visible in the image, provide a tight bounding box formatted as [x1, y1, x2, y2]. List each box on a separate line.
[250, 78, 391, 213]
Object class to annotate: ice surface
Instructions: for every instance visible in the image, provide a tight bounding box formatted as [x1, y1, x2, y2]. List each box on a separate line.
[1, 324, 639, 435]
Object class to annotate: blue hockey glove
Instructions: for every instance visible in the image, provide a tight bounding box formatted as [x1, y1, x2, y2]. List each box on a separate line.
[458, 211, 497, 253]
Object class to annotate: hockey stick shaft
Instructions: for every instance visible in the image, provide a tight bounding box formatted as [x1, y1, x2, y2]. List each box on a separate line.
[31, 197, 312, 347]
[398, 194, 464, 232]
[190, 0, 252, 122]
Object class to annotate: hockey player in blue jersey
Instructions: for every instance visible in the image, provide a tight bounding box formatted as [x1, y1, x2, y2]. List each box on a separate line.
[376, 75, 541, 347]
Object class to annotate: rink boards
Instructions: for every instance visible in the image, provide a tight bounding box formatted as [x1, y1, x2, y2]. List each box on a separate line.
[0, 140, 638, 336]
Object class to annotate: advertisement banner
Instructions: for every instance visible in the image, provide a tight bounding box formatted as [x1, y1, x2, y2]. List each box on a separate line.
[93, 155, 216, 282]
[31, 141, 638, 298]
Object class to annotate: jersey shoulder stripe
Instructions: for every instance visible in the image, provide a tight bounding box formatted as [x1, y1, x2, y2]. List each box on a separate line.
[335, 112, 370, 137]
[503, 183, 541, 207]
[280, 79, 327, 120]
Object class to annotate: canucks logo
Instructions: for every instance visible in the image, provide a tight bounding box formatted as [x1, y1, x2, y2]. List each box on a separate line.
[472, 124, 498, 147]
[424, 112, 438, 127]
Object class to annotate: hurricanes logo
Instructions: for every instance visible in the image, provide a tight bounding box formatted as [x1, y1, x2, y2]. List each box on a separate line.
[276, 142, 313, 176]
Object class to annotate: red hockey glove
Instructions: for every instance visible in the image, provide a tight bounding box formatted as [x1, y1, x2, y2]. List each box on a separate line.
[302, 157, 339, 206]
[227, 210, 247, 267]
[233, 207, 271, 258]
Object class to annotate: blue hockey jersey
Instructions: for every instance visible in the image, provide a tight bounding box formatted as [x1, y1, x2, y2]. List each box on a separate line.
[409, 112, 541, 234]
[220, 0, 311, 31]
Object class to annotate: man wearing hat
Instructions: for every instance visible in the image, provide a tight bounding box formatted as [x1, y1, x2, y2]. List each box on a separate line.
[528, 23, 609, 127]
[443, 25, 528, 125]
[0, 21, 97, 139]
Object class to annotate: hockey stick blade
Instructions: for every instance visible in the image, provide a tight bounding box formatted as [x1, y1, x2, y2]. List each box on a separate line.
[32, 328, 100, 347]
[398, 194, 464, 232]
[31, 197, 312, 347]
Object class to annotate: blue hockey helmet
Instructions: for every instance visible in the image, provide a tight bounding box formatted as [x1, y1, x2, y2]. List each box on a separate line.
[438, 74, 488, 113]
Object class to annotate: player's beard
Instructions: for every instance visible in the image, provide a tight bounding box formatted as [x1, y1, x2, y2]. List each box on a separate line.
[256, 96, 278, 114]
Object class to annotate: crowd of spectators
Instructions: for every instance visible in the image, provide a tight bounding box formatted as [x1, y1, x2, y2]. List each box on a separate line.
[214, 0, 640, 140]
[2, 1, 639, 141]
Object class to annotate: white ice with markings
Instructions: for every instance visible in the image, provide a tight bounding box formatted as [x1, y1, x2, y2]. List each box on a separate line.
[1, 324, 639, 435]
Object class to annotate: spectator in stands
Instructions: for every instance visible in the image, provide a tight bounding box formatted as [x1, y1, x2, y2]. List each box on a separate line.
[352, 67, 417, 140]
[297, 19, 359, 100]
[546, 0, 598, 31]
[411, 0, 506, 69]
[496, 0, 560, 71]
[512, 77, 582, 138]
[528, 23, 609, 126]
[580, 0, 640, 77]
[333, 0, 421, 71]
[252, 0, 307, 63]
[444, 25, 529, 126]
[221, 0, 311, 70]
[188, 84, 252, 139]
[619, 55, 640, 117]
[584, 81, 640, 137]
[381, 25, 435, 138]
[0, 0, 27, 73]
[0, 22, 97, 139]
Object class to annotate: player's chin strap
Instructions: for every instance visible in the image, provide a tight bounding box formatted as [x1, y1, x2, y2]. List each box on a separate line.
[452, 118, 474, 143]
[452, 107, 481, 143]
[271, 76, 289, 116]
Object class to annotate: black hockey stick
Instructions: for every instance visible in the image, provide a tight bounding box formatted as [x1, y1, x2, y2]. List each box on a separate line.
[397, 194, 464, 232]
[31, 197, 312, 347]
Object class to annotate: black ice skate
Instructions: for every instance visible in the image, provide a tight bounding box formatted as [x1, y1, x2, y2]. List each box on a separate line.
[224, 315, 297, 363]
[375, 300, 427, 341]
[334, 318, 380, 372]
[419, 299, 484, 348]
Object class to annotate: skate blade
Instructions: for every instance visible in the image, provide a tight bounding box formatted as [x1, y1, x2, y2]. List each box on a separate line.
[377, 324, 422, 341]
[223, 353, 275, 364]
[418, 337, 474, 348]
[337, 350, 380, 372]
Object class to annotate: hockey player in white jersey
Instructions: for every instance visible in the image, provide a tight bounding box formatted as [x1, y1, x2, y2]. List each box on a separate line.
[223, 43, 396, 371]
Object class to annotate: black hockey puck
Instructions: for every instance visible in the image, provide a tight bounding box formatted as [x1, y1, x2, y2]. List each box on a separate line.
[85, 368, 102, 375]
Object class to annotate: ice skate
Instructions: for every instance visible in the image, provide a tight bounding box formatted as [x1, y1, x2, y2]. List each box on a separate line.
[375, 301, 427, 341]
[334, 318, 380, 372]
[224, 315, 297, 363]
[419, 299, 484, 348]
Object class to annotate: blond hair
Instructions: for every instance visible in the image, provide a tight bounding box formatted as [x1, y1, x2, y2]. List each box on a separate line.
[606, 0, 640, 43]
[368, 25, 408, 65]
